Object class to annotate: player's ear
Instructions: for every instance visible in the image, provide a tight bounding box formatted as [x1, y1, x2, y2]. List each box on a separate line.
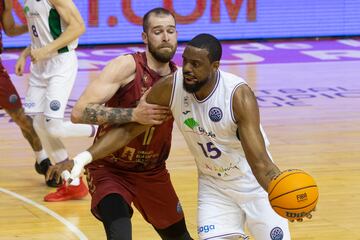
[211, 61, 220, 71]
[142, 32, 148, 45]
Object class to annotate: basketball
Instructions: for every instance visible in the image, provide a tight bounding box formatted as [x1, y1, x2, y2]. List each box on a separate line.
[268, 169, 319, 221]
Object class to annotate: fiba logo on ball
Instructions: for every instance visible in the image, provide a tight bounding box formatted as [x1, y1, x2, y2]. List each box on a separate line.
[8, 94, 18, 104]
[208, 107, 223, 122]
[50, 100, 61, 111]
[270, 227, 284, 240]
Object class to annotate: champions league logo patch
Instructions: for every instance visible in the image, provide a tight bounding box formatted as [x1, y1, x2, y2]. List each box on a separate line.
[208, 107, 223, 122]
[176, 201, 183, 214]
[50, 100, 61, 111]
[270, 227, 284, 240]
[8, 94, 18, 104]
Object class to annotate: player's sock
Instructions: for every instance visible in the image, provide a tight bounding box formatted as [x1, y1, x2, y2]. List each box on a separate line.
[35, 149, 48, 164]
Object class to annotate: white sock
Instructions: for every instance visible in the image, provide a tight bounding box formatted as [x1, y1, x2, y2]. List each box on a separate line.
[69, 177, 80, 186]
[35, 150, 48, 163]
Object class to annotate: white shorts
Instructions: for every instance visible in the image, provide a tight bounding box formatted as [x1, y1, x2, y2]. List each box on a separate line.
[24, 51, 78, 119]
[197, 176, 290, 240]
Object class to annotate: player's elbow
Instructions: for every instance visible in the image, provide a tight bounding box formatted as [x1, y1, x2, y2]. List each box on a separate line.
[76, 20, 86, 36]
[78, 23, 86, 35]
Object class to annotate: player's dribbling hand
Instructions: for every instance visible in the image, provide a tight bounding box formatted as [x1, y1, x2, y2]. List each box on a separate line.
[132, 88, 171, 125]
[46, 160, 74, 184]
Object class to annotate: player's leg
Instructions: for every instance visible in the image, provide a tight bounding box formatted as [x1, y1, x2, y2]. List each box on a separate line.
[244, 197, 291, 240]
[154, 218, 193, 240]
[6, 107, 42, 151]
[23, 65, 61, 187]
[42, 51, 91, 200]
[133, 168, 193, 240]
[197, 177, 249, 240]
[85, 166, 135, 240]
[0, 62, 47, 162]
[43, 51, 96, 140]
[98, 193, 133, 240]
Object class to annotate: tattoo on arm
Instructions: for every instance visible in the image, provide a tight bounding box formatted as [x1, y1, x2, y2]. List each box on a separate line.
[82, 103, 133, 125]
[265, 169, 280, 180]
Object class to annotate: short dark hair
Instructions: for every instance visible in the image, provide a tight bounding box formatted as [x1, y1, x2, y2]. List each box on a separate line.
[143, 7, 176, 32]
[187, 33, 222, 63]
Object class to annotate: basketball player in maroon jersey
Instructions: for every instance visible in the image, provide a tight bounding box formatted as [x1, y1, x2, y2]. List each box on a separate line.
[47, 7, 192, 240]
[0, 0, 58, 186]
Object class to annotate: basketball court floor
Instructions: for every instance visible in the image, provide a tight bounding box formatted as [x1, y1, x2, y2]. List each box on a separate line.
[1, 38, 360, 239]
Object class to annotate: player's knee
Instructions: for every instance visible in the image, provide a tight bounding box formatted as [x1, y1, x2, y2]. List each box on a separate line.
[155, 218, 193, 240]
[6, 108, 28, 126]
[44, 118, 66, 138]
[33, 115, 45, 132]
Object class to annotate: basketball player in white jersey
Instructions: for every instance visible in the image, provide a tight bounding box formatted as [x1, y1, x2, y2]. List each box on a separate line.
[14, 0, 96, 201]
[47, 34, 306, 239]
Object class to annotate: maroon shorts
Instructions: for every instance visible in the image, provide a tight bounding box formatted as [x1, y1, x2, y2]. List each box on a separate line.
[85, 163, 184, 229]
[0, 62, 22, 110]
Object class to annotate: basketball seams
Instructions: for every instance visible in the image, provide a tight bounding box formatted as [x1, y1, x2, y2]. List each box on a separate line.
[268, 170, 306, 196]
[269, 185, 318, 202]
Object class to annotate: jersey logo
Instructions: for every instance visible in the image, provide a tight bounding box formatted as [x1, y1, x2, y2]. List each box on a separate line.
[121, 146, 136, 161]
[184, 117, 199, 129]
[8, 94, 18, 104]
[209, 107, 223, 122]
[270, 227, 284, 240]
[50, 100, 61, 111]
[184, 117, 216, 138]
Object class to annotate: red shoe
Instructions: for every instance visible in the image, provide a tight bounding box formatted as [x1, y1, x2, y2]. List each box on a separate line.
[44, 177, 88, 202]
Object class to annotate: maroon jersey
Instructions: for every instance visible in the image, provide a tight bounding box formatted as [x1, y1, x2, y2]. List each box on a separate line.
[92, 52, 177, 172]
[0, 0, 4, 52]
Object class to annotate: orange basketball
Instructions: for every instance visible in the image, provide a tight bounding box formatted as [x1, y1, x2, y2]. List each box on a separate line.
[268, 169, 319, 221]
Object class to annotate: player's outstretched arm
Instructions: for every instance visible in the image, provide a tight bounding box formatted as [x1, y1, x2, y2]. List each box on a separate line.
[233, 84, 281, 191]
[47, 74, 175, 182]
[2, 0, 28, 36]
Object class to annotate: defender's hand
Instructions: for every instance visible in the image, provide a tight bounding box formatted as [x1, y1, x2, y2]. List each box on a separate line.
[132, 89, 171, 125]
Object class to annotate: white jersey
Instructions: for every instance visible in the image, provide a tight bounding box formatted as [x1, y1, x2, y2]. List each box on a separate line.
[170, 69, 271, 190]
[24, 0, 78, 53]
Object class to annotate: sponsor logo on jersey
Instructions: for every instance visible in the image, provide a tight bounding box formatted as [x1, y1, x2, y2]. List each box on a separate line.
[208, 107, 223, 122]
[121, 146, 136, 161]
[50, 100, 61, 111]
[270, 227, 284, 240]
[198, 224, 215, 233]
[24, 102, 36, 109]
[184, 117, 216, 138]
[183, 96, 190, 107]
[24, 6, 40, 17]
[198, 224, 215, 234]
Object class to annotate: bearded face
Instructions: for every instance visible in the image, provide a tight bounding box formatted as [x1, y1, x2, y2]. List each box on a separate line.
[148, 40, 177, 63]
[183, 75, 210, 93]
